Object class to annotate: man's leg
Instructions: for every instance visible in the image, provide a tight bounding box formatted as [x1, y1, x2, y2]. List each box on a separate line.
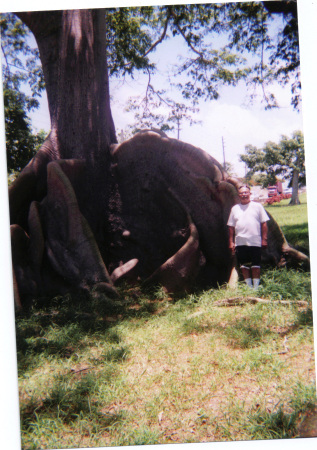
[250, 247, 262, 289]
[251, 265, 261, 289]
[236, 247, 253, 287]
[240, 265, 252, 287]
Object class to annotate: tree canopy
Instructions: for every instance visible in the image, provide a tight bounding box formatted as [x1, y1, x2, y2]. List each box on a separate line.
[104, 2, 300, 114]
[2, 2, 301, 148]
[101, 2, 301, 135]
[240, 130, 305, 204]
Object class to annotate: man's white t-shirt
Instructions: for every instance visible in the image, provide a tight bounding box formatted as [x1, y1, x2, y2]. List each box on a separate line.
[227, 201, 270, 247]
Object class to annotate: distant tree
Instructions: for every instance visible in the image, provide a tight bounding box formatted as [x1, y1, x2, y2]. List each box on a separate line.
[0, 14, 44, 106]
[223, 161, 237, 177]
[1, 14, 46, 174]
[4, 83, 45, 174]
[241, 130, 305, 205]
[125, 91, 200, 139]
[252, 172, 277, 188]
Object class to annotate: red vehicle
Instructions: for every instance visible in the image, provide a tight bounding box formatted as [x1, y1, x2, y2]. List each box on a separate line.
[267, 186, 277, 197]
[267, 182, 283, 198]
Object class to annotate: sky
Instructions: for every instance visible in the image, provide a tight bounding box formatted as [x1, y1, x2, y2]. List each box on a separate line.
[0, 2, 317, 450]
[110, 44, 303, 177]
[27, 11, 304, 177]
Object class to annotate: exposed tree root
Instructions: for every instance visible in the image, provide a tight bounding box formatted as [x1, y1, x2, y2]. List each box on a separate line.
[214, 296, 309, 307]
[9, 130, 310, 305]
[144, 188, 201, 293]
[110, 258, 139, 284]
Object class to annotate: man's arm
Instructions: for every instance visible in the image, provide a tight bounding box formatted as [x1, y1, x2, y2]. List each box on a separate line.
[228, 226, 235, 255]
[261, 221, 268, 249]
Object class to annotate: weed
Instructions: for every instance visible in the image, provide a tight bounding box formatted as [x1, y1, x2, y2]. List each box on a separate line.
[289, 382, 317, 412]
[181, 314, 214, 335]
[247, 407, 299, 439]
[113, 427, 161, 446]
[101, 346, 129, 362]
[260, 268, 311, 302]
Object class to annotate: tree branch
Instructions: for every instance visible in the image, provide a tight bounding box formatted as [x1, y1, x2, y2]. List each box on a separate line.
[170, 9, 204, 59]
[1, 42, 12, 80]
[121, 10, 171, 71]
[142, 9, 171, 58]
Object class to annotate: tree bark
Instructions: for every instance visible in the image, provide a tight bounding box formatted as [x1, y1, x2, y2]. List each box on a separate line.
[12, 10, 117, 229]
[290, 168, 300, 205]
[17, 9, 116, 158]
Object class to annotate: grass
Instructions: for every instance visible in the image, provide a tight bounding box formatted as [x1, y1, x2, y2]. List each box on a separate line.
[15, 194, 316, 448]
[266, 192, 309, 250]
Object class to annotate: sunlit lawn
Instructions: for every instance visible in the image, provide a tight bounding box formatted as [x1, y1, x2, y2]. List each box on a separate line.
[16, 192, 316, 449]
[265, 193, 309, 249]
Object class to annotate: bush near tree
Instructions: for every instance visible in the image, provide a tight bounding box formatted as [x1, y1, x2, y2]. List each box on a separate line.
[265, 193, 292, 205]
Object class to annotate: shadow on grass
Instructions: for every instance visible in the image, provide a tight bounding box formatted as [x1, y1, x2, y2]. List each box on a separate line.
[16, 290, 136, 432]
[280, 222, 309, 251]
[15, 286, 166, 374]
[20, 371, 127, 430]
[182, 315, 274, 349]
[295, 307, 314, 328]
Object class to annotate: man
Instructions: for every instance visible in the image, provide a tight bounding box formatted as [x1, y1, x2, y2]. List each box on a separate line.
[227, 185, 270, 289]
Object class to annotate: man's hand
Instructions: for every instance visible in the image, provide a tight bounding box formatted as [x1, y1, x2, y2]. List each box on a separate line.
[228, 226, 235, 256]
[229, 242, 236, 256]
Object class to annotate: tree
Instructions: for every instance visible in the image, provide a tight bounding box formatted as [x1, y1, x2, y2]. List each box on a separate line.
[1, 14, 45, 174]
[6, 5, 308, 307]
[224, 1, 300, 109]
[125, 93, 201, 139]
[4, 84, 45, 174]
[240, 130, 305, 205]
[0, 14, 44, 108]
[280, 131, 305, 204]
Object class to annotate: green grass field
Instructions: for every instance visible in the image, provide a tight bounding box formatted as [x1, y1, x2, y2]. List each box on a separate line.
[266, 193, 309, 250]
[15, 194, 316, 448]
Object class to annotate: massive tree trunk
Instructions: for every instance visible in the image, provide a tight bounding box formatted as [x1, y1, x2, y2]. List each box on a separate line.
[11, 9, 116, 229]
[10, 9, 118, 303]
[8, 9, 309, 307]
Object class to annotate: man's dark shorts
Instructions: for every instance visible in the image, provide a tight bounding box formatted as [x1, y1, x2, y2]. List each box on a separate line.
[235, 245, 261, 267]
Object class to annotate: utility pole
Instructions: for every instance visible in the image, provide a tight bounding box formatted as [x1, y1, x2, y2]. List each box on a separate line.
[177, 115, 181, 140]
[222, 136, 226, 171]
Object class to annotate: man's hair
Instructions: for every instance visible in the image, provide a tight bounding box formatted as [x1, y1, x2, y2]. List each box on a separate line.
[238, 185, 251, 192]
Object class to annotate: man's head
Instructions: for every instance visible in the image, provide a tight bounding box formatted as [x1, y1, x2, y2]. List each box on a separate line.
[238, 185, 251, 204]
